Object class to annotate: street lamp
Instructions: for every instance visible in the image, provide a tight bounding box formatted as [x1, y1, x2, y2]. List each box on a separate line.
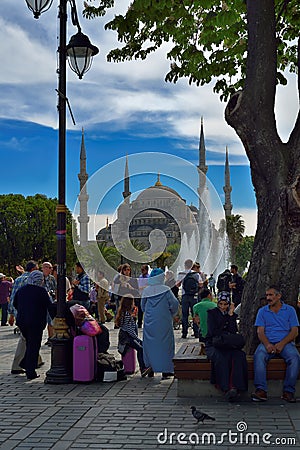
[24, 0, 99, 383]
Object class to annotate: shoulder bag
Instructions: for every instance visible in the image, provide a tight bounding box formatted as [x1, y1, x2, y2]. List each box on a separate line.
[212, 332, 245, 350]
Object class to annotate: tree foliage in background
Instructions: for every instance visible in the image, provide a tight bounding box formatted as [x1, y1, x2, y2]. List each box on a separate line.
[235, 235, 255, 274]
[226, 214, 245, 264]
[0, 194, 77, 276]
[83, 0, 298, 100]
[84, 0, 300, 352]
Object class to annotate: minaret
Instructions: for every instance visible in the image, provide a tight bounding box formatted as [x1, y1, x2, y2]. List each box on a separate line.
[78, 128, 89, 246]
[122, 154, 131, 202]
[196, 117, 209, 265]
[197, 117, 208, 196]
[223, 146, 233, 217]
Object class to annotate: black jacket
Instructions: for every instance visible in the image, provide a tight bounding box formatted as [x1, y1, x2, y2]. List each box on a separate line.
[206, 307, 238, 344]
[14, 284, 55, 329]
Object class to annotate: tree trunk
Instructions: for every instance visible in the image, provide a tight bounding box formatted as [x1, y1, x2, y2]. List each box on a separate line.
[225, 0, 300, 354]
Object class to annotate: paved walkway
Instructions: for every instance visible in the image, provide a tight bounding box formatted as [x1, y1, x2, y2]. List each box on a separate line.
[0, 323, 299, 450]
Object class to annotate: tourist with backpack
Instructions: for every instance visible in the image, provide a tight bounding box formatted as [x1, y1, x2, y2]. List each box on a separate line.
[229, 265, 245, 307]
[177, 259, 201, 339]
[216, 269, 232, 294]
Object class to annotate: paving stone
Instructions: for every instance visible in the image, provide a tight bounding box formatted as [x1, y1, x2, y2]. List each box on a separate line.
[1, 324, 300, 449]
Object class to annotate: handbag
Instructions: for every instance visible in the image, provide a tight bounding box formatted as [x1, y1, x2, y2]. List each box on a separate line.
[80, 318, 102, 336]
[70, 304, 102, 336]
[212, 332, 245, 350]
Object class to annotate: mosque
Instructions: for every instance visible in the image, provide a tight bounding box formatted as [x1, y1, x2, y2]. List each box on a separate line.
[76, 119, 233, 269]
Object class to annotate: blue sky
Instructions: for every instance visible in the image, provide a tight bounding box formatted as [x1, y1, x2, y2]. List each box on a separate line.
[1, 1, 299, 238]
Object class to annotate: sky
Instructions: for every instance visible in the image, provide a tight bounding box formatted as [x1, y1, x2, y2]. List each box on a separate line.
[0, 1, 299, 239]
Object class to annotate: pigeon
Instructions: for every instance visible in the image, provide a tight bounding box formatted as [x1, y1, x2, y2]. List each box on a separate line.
[190, 406, 215, 423]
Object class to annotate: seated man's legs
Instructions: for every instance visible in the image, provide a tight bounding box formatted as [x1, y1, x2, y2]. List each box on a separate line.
[280, 342, 300, 394]
[253, 343, 273, 392]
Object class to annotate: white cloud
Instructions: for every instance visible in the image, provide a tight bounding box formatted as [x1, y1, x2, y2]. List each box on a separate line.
[233, 208, 258, 236]
[0, 2, 298, 166]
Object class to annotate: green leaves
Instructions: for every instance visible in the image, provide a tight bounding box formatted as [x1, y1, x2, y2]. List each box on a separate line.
[83, 0, 298, 100]
[0, 194, 77, 276]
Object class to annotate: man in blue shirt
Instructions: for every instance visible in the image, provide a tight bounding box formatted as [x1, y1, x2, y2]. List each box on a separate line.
[251, 285, 300, 403]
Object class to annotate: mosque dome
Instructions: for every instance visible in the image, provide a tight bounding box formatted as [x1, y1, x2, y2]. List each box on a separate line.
[135, 174, 184, 203]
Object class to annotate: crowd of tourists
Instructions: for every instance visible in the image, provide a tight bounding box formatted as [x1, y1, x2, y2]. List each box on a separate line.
[1, 258, 299, 403]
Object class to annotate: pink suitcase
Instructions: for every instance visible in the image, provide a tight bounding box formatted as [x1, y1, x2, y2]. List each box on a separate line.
[122, 347, 136, 374]
[73, 335, 97, 382]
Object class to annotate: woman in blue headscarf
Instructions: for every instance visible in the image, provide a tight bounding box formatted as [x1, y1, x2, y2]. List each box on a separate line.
[141, 268, 179, 379]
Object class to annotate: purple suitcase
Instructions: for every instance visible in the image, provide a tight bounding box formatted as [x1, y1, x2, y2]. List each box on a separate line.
[73, 335, 97, 382]
[122, 347, 136, 374]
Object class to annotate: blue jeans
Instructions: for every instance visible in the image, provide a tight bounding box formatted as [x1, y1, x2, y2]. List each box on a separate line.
[254, 342, 300, 393]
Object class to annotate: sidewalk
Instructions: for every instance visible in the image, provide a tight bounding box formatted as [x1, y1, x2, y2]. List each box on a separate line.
[0, 323, 299, 450]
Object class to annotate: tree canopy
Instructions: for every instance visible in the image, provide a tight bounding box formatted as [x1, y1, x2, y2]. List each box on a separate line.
[84, 0, 299, 101]
[0, 194, 77, 276]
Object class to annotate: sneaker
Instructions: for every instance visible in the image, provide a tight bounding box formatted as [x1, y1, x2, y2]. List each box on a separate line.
[141, 367, 152, 378]
[148, 370, 154, 378]
[11, 369, 25, 375]
[281, 391, 296, 403]
[251, 389, 267, 402]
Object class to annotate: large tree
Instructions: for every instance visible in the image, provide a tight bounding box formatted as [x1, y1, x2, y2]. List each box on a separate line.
[0, 194, 77, 276]
[84, 0, 300, 352]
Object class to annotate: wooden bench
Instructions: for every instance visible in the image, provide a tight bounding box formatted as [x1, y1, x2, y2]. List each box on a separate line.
[173, 343, 300, 397]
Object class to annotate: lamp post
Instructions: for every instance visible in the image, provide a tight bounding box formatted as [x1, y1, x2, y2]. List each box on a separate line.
[24, 0, 99, 383]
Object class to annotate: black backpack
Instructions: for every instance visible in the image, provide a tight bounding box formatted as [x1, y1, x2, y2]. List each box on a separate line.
[182, 272, 199, 296]
[217, 272, 231, 292]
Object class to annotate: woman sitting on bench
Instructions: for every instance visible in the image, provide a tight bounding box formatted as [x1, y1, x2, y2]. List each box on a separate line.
[205, 291, 248, 402]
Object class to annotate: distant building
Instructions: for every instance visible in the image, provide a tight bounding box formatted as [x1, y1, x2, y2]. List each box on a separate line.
[77, 119, 233, 260]
[96, 170, 195, 249]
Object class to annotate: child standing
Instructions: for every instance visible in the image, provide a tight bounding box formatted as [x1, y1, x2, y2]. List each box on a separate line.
[115, 295, 151, 377]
